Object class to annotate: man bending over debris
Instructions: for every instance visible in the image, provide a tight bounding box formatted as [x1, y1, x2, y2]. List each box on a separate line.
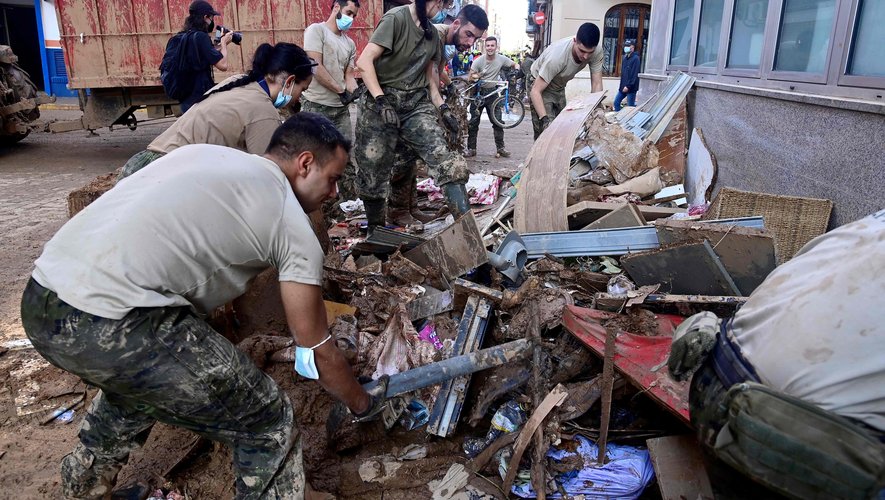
[668, 209, 885, 499]
[529, 22, 603, 140]
[21, 113, 389, 499]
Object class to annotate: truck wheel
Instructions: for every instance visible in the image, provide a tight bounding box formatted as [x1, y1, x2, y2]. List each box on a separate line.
[0, 130, 29, 146]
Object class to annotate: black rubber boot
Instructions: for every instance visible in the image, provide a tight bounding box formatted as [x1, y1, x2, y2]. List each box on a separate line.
[442, 183, 471, 219]
[363, 198, 387, 234]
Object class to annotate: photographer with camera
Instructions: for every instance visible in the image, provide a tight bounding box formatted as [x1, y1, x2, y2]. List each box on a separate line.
[121, 42, 317, 179]
[160, 1, 233, 112]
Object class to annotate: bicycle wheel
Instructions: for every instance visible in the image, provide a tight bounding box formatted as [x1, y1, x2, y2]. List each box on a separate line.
[490, 95, 525, 129]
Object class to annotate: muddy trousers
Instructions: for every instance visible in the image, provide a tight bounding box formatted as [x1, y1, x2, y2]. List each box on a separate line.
[467, 93, 505, 151]
[20, 279, 304, 500]
[530, 90, 567, 140]
[302, 99, 358, 201]
[354, 87, 468, 206]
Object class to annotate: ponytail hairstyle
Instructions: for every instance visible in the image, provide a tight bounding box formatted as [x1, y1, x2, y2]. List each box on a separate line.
[197, 42, 314, 103]
[414, 0, 433, 40]
[182, 12, 210, 32]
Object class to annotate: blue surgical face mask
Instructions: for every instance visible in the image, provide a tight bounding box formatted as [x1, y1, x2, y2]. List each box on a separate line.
[336, 13, 353, 31]
[294, 334, 332, 379]
[274, 81, 293, 108]
[432, 10, 446, 23]
[624, 47, 632, 54]
[444, 45, 458, 61]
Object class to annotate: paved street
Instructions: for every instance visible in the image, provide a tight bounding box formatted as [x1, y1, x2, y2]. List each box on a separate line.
[0, 107, 534, 343]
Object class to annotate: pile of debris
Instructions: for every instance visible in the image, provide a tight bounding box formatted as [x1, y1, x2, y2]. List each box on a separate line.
[286, 71, 836, 498]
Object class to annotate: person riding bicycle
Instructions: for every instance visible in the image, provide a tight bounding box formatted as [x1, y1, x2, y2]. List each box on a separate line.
[465, 36, 516, 159]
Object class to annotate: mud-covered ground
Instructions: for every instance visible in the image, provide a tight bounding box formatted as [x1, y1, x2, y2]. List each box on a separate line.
[0, 108, 535, 497]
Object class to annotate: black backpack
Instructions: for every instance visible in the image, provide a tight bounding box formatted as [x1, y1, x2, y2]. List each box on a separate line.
[159, 31, 198, 101]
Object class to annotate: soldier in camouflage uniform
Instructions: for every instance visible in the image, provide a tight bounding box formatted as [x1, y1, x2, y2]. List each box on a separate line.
[20, 114, 389, 500]
[383, 5, 488, 227]
[354, 0, 475, 231]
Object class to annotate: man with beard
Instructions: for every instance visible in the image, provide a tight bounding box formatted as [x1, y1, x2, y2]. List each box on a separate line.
[384, 4, 489, 228]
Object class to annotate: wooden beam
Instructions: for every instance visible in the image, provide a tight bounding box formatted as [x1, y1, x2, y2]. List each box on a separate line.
[515, 92, 606, 233]
[567, 201, 684, 230]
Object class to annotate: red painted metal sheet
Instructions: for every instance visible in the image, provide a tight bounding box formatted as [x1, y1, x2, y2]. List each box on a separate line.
[55, 0, 383, 89]
[562, 305, 691, 425]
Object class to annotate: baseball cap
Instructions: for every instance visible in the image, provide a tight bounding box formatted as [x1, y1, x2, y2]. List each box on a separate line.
[189, 0, 220, 16]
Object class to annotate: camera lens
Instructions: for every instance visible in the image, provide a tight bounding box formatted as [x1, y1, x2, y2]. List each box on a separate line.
[232, 32, 243, 45]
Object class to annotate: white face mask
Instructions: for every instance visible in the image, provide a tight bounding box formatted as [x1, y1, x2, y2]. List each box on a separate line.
[294, 334, 332, 379]
[624, 47, 632, 54]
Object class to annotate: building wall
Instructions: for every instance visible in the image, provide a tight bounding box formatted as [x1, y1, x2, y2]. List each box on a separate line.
[639, 0, 885, 227]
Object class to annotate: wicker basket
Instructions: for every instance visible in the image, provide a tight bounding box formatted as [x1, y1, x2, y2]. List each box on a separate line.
[703, 187, 832, 264]
[67, 172, 117, 218]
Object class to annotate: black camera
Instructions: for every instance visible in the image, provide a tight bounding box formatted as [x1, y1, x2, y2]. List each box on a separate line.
[214, 26, 242, 45]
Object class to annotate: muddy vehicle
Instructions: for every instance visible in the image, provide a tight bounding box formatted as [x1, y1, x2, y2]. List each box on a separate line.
[0, 45, 53, 144]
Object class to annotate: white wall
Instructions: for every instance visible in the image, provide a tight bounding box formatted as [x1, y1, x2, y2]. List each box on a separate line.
[550, 0, 651, 41]
[41, 0, 60, 41]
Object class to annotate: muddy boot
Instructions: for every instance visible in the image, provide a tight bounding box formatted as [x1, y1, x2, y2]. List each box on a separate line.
[363, 198, 387, 234]
[496, 148, 511, 158]
[442, 183, 471, 219]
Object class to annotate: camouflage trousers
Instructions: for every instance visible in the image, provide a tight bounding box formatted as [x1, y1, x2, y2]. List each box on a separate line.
[688, 359, 731, 449]
[467, 92, 505, 151]
[354, 87, 468, 203]
[530, 89, 567, 140]
[118, 150, 165, 181]
[302, 99, 358, 201]
[20, 279, 304, 500]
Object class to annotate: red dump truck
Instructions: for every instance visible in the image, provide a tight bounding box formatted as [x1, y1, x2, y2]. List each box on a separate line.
[50, 0, 393, 133]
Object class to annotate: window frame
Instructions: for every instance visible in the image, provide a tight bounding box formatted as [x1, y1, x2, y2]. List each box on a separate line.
[666, 0, 695, 70]
[721, 0, 775, 78]
[765, 0, 841, 85]
[836, 0, 885, 90]
[690, 0, 727, 74]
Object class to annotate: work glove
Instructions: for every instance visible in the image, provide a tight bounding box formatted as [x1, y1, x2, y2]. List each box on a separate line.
[667, 311, 720, 382]
[439, 103, 460, 136]
[443, 81, 457, 98]
[338, 89, 357, 106]
[352, 375, 408, 429]
[373, 95, 399, 128]
[539, 115, 552, 132]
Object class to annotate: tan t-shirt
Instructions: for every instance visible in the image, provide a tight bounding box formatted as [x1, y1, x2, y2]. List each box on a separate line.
[303, 22, 356, 107]
[731, 210, 885, 430]
[471, 54, 516, 88]
[32, 144, 324, 320]
[531, 37, 604, 94]
[370, 5, 441, 91]
[148, 78, 281, 155]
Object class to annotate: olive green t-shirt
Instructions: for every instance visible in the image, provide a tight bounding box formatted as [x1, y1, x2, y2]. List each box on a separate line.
[370, 5, 441, 91]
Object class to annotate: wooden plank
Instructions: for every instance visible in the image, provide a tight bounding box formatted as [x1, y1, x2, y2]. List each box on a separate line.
[621, 240, 742, 296]
[452, 278, 504, 303]
[404, 211, 488, 281]
[501, 384, 568, 493]
[567, 201, 684, 229]
[582, 202, 647, 231]
[647, 435, 715, 500]
[656, 103, 687, 185]
[515, 92, 606, 233]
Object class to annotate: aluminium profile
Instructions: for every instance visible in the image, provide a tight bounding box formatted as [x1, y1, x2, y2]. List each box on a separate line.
[522, 217, 764, 259]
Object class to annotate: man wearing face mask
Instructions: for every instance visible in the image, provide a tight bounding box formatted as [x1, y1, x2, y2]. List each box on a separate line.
[614, 40, 640, 112]
[302, 0, 361, 200]
[21, 113, 393, 499]
[530, 22, 603, 139]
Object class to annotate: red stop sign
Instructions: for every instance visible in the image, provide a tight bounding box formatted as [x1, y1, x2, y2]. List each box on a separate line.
[533, 11, 546, 25]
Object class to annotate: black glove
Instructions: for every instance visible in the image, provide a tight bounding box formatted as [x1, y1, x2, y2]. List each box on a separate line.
[540, 115, 552, 132]
[444, 82, 457, 97]
[338, 89, 359, 106]
[373, 95, 399, 128]
[439, 103, 460, 136]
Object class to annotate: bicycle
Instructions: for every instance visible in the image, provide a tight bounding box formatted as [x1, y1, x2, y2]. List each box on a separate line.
[452, 78, 525, 129]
